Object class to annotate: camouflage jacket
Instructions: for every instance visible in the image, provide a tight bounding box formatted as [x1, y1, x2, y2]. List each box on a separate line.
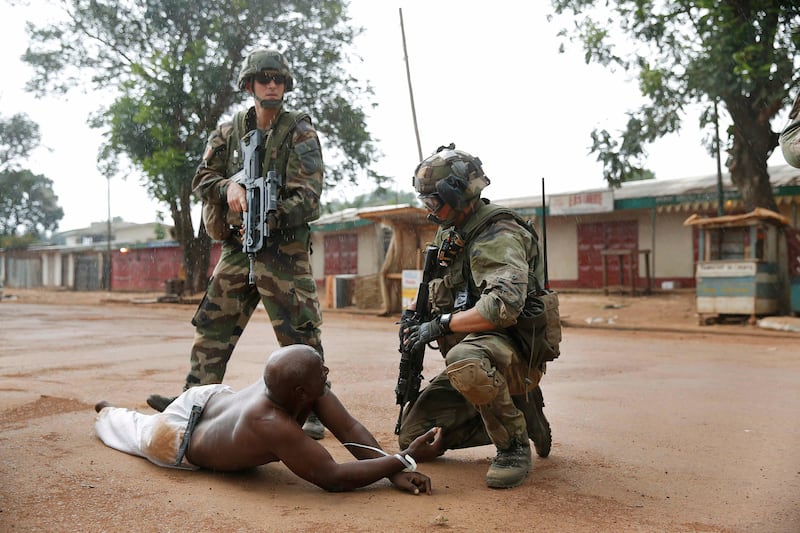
[192, 105, 323, 229]
[430, 201, 543, 328]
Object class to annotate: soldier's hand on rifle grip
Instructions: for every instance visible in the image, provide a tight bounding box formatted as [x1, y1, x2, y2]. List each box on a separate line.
[227, 182, 247, 213]
[403, 314, 452, 352]
[397, 309, 416, 350]
[267, 212, 279, 232]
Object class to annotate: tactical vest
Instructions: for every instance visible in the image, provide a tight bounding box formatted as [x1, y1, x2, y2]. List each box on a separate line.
[203, 108, 311, 241]
[434, 202, 541, 311]
[226, 108, 310, 179]
[459, 202, 542, 293]
[433, 201, 560, 365]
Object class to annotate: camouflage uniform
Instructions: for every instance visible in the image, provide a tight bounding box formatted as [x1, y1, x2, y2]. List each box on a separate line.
[186, 105, 324, 388]
[398, 201, 547, 452]
[780, 91, 800, 168]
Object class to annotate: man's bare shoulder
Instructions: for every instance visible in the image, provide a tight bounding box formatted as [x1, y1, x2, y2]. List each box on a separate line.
[202, 380, 264, 416]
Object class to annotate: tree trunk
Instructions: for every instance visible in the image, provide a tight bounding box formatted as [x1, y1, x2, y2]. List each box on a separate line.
[184, 227, 211, 295]
[726, 99, 779, 212]
[169, 200, 211, 295]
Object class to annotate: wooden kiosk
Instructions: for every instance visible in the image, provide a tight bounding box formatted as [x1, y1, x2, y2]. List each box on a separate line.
[684, 208, 792, 325]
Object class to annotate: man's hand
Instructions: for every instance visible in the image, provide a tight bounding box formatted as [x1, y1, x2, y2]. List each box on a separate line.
[388, 471, 432, 495]
[387, 428, 442, 493]
[267, 212, 279, 231]
[403, 317, 450, 352]
[403, 426, 444, 464]
[397, 309, 416, 349]
[227, 182, 247, 213]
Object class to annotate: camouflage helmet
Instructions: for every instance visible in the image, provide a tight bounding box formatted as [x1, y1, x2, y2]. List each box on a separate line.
[236, 48, 294, 92]
[413, 143, 490, 210]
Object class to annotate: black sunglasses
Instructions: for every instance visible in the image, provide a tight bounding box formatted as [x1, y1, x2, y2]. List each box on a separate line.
[254, 72, 286, 85]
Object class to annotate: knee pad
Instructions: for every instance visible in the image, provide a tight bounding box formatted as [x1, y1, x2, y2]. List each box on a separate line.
[446, 357, 502, 405]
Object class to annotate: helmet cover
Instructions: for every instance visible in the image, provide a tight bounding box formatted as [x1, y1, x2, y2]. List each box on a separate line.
[236, 48, 295, 92]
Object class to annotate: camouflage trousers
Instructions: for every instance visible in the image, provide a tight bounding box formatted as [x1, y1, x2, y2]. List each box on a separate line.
[184, 233, 323, 389]
[397, 331, 542, 451]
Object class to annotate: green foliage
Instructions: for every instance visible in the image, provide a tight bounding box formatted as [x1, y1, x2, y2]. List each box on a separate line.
[0, 169, 64, 239]
[0, 112, 63, 241]
[0, 233, 37, 249]
[551, 0, 800, 209]
[0, 113, 40, 173]
[22, 0, 382, 289]
[23, 0, 382, 193]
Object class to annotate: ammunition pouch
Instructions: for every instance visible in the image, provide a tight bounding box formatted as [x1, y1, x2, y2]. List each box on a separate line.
[507, 290, 561, 372]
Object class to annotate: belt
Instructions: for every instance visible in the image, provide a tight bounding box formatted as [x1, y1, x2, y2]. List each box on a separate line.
[175, 404, 203, 467]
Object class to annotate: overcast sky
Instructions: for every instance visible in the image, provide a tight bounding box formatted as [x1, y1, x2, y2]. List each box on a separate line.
[1, 0, 789, 232]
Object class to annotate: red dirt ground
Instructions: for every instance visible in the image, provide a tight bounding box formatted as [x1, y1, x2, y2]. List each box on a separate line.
[1, 288, 798, 532]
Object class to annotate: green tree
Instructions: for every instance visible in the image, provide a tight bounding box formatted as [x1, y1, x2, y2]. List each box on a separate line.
[22, 0, 382, 291]
[0, 112, 63, 247]
[550, 1, 800, 211]
[0, 112, 40, 173]
[0, 170, 64, 245]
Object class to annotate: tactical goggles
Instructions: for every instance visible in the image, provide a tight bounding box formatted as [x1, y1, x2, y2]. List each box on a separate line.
[418, 193, 444, 213]
[254, 72, 286, 85]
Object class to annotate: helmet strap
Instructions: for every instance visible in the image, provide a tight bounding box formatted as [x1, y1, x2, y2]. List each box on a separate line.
[428, 199, 477, 228]
[260, 99, 282, 109]
[255, 94, 283, 109]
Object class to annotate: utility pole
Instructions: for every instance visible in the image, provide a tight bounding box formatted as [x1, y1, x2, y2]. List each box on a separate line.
[105, 176, 112, 290]
[399, 7, 423, 161]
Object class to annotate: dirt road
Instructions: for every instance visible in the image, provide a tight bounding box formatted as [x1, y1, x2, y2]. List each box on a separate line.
[0, 295, 798, 532]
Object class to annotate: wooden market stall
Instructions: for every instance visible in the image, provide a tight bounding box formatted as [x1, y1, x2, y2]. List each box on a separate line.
[357, 206, 436, 315]
[684, 208, 795, 324]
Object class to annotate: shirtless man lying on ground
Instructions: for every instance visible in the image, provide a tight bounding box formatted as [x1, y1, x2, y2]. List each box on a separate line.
[94, 344, 442, 494]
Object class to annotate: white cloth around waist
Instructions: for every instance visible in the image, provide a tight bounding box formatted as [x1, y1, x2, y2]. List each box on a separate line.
[94, 384, 234, 470]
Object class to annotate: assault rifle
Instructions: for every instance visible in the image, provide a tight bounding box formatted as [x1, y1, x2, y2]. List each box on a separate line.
[238, 129, 282, 285]
[394, 245, 439, 434]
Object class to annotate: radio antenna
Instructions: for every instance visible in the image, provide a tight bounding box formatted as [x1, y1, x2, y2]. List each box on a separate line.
[399, 8, 423, 161]
[541, 177, 550, 290]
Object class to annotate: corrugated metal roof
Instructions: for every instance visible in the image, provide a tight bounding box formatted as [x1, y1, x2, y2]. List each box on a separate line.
[494, 164, 800, 209]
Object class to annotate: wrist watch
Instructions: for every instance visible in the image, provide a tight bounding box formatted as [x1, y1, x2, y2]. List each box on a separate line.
[439, 313, 452, 334]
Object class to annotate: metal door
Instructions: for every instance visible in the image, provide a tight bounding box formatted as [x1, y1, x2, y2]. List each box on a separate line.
[577, 220, 638, 288]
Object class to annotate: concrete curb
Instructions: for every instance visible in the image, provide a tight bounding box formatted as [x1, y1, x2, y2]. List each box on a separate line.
[562, 319, 800, 339]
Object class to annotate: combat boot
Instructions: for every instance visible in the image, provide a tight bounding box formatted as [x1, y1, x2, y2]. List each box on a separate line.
[485, 437, 531, 489]
[302, 412, 325, 440]
[146, 394, 177, 413]
[514, 387, 552, 458]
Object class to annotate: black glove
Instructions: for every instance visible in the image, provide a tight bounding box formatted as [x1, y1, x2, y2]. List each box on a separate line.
[398, 309, 417, 351]
[404, 315, 452, 352]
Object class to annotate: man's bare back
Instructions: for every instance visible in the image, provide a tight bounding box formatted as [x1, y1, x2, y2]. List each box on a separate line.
[95, 345, 444, 494]
[186, 380, 285, 470]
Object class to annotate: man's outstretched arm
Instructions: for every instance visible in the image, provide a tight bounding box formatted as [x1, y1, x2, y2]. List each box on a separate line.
[270, 391, 441, 494]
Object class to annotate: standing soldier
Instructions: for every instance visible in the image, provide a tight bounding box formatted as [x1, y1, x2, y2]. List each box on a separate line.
[398, 144, 560, 489]
[147, 47, 327, 439]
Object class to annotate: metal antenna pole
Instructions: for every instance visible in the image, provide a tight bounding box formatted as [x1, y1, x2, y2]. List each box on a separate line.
[106, 177, 112, 291]
[541, 177, 550, 290]
[399, 8, 423, 161]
